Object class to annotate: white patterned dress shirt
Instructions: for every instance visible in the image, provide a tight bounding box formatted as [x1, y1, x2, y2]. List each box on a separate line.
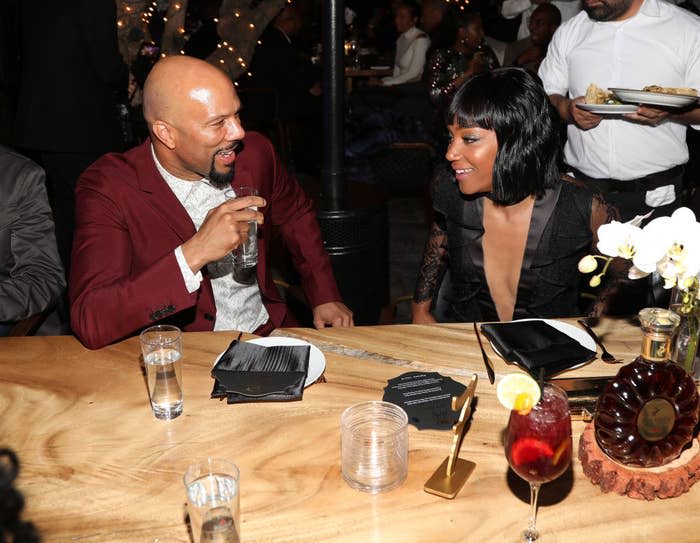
[152, 147, 269, 332]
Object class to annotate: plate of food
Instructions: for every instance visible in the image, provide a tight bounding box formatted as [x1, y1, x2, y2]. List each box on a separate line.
[579, 83, 637, 114]
[213, 337, 326, 387]
[610, 86, 699, 108]
[577, 103, 639, 114]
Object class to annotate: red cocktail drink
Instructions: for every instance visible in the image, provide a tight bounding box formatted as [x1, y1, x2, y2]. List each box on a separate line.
[504, 383, 571, 542]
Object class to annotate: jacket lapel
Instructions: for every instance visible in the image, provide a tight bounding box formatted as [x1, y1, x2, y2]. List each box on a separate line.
[133, 141, 196, 242]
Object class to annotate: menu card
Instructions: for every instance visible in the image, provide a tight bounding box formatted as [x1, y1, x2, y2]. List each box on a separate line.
[382, 372, 467, 430]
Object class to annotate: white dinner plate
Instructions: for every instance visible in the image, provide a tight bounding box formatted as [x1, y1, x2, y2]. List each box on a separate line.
[576, 103, 639, 114]
[488, 318, 596, 368]
[369, 65, 391, 70]
[214, 337, 326, 388]
[609, 88, 698, 108]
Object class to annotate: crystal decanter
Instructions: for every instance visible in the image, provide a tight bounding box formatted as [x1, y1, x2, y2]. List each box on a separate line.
[595, 308, 700, 468]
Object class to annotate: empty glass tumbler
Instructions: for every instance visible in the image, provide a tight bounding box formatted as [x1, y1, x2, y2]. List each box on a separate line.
[340, 401, 409, 493]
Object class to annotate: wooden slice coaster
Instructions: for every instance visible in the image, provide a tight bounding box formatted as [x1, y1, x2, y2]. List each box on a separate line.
[578, 422, 700, 500]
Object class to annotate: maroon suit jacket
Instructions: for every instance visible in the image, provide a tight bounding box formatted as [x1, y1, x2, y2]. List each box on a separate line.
[70, 133, 341, 349]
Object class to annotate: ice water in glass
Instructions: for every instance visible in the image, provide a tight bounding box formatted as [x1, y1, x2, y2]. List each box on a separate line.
[144, 347, 183, 420]
[185, 460, 240, 543]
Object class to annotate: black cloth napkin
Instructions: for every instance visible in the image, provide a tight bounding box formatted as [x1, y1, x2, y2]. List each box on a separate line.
[480, 320, 596, 379]
[211, 339, 310, 403]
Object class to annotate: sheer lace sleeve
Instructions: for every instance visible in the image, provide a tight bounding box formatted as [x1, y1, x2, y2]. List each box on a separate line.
[413, 216, 448, 304]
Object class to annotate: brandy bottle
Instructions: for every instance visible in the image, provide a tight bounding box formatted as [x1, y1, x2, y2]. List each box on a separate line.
[594, 308, 700, 468]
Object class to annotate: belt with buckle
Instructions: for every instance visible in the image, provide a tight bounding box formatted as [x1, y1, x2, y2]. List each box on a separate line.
[568, 164, 685, 193]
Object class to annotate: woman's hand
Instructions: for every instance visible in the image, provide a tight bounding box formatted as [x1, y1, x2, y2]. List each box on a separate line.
[411, 301, 437, 324]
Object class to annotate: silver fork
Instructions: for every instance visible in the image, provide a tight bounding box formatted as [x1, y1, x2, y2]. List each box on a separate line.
[577, 320, 621, 364]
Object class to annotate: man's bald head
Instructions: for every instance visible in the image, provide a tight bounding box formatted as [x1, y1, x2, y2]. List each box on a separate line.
[143, 55, 234, 128]
[141, 55, 245, 186]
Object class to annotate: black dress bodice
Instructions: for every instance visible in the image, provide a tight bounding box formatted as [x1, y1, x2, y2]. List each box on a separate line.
[433, 177, 595, 322]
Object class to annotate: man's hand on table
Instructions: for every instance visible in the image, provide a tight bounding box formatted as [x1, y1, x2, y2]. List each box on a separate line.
[181, 195, 266, 274]
[313, 302, 354, 328]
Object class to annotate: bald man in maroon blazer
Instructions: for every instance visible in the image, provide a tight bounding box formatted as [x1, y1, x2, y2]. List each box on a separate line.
[70, 56, 352, 349]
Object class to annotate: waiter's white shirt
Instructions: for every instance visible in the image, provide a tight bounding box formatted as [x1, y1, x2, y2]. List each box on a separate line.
[153, 147, 269, 332]
[539, 0, 700, 204]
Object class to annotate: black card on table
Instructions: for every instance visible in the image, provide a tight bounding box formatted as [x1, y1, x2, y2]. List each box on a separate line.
[382, 371, 467, 430]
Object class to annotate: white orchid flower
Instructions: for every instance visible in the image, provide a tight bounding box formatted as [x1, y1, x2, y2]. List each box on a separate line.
[596, 221, 642, 259]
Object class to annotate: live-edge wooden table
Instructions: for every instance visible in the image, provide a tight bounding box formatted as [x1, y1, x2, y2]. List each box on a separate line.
[1, 318, 698, 542]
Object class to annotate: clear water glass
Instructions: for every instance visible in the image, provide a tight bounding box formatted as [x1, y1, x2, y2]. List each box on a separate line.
[184, 458, 240, 543]
[140, 325, 183, 420]
[340, 401, 408, 493]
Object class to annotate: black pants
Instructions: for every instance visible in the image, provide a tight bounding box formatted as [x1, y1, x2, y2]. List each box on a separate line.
[568, 166, 684, 224]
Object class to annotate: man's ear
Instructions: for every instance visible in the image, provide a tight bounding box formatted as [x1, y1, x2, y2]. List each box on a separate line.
[151, 121, 177, 149]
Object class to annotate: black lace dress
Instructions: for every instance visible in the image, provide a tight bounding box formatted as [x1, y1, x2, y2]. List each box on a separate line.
[424, 175, 614, 322]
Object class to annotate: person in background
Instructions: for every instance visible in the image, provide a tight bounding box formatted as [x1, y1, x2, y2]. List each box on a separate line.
[539, 0, 700, 222]
[421, 0, 449, 47]
[70, 56, 352, 349]
[502, 0, 580, 40]
[243, 5, 322, 172]
[412, 68, 618, 324]
[504, 3, 561, 73]
[425, 8, 500, 146]
[0, 145, 65, 336]
[13, 0, 128, 278]
[380, 1, 431, 86]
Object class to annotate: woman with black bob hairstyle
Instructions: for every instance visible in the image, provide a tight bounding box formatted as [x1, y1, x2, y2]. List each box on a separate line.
[412, 68, 618, 323]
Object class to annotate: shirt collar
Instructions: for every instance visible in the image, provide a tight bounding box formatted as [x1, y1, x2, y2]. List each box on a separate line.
[151, 144, 215, 204]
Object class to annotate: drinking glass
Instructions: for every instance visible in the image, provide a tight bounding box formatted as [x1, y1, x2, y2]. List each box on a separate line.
[223, 186, 258, 285]
[140, 325, 183, 420]
[504, 384, 571, 542]
[340, 401, 408, 493]
[184, 458, 240, 543]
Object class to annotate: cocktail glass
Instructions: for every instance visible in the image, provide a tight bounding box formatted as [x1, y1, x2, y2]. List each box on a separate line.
[504, 384, 571, 542]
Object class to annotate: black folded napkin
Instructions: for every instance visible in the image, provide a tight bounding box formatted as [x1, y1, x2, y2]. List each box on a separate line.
[211, 339, 310, 403]
[480, 320, 596, 379]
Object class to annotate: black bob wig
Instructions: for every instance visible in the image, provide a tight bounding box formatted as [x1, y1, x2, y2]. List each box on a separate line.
[446, 67, 561, 205]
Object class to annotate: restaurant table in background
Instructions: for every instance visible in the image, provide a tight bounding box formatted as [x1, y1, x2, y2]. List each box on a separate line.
[344, 67, 392, 93]
[1, 318, 698, 542]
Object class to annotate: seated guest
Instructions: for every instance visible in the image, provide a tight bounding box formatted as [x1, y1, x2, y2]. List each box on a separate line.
[381, 1, 431, 86]
[421, 0, 449, 47]
[412, 68, 618, 324]
[425, 8, 500, 144]
[70, 56, 352, 349]
[502, 0, 580, 40]
[0, 146, 65, 335]
[504, 3, 561, 73]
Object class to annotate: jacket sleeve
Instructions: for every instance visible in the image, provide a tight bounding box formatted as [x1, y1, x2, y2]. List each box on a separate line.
[263, 140, 342, 308]
[70, 167, 198, 349]
[0, 158, 65, 322]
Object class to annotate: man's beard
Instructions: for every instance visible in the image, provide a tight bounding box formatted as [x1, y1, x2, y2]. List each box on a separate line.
[207, 141, 241, 189]
[208, 159, 235, 189]
[583, 0, 633, 21]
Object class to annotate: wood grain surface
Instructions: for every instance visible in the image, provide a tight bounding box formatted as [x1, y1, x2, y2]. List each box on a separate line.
[1, 318, 698, 542]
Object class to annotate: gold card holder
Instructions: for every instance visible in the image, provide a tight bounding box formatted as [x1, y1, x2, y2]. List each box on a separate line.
[424, 374, 478, 499]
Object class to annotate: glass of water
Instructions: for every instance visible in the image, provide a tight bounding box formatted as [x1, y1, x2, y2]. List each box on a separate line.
[184, 458, 240, 543]
[223, 186, 258, 285]
[139, 325, 183, 420]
